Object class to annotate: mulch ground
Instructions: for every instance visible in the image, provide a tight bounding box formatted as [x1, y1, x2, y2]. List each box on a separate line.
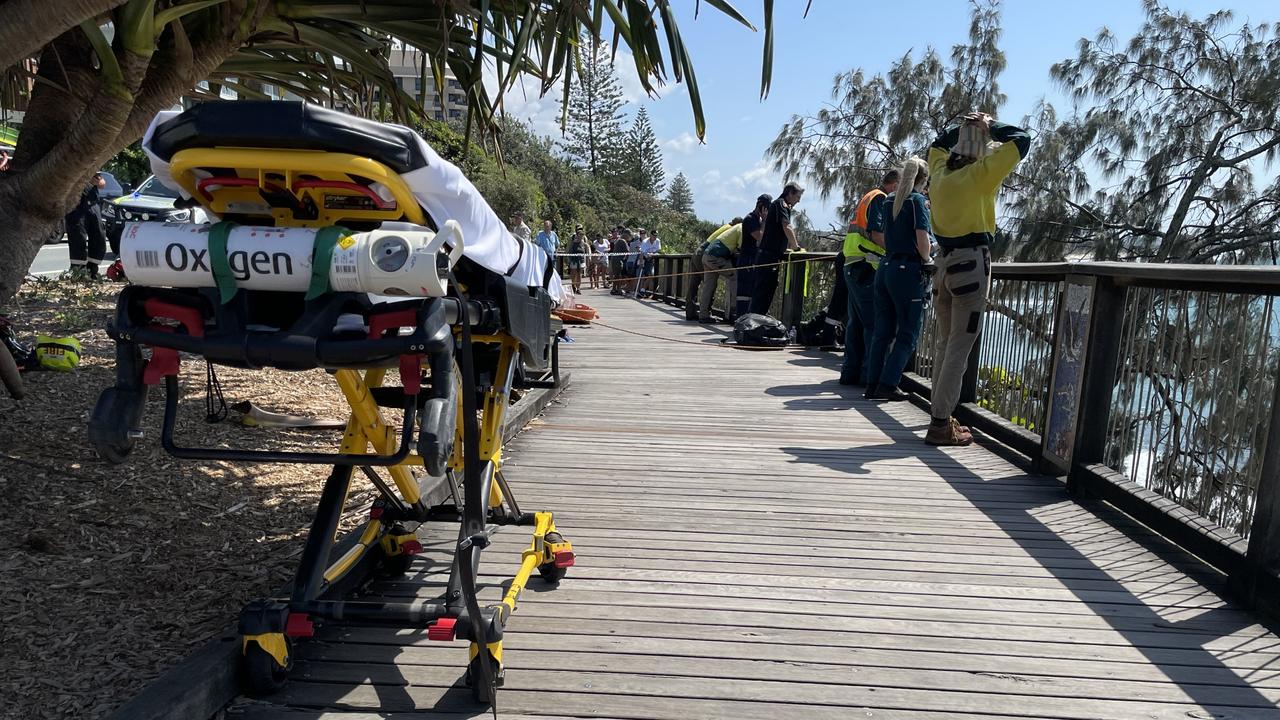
[0, 278, 385, 720]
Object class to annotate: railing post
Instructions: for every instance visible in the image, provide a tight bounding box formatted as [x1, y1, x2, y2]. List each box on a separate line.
[660, 257, 671, 302]
[781, 254, 805, 330]
[959, 338, 982, 404]
[675, 256, 686, 308]
[684, 256, 701, 318]
[1065, 276, 1127, 492]
[1234, 373, 1280, 614]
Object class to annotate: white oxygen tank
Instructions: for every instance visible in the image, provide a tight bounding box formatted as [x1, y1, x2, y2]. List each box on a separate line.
[120, 220, 464, 297]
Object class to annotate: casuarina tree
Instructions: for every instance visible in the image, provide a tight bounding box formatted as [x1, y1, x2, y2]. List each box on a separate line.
[767, 0, 1006, 219]
[1003, 4, 1280, 263]
[0, 0, 780, 305]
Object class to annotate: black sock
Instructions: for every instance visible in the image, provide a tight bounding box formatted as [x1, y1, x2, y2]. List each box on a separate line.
[930, 417, 948, 427]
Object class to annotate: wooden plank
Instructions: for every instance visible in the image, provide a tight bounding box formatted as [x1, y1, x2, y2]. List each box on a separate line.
[267, 670, 1280, 720]
[327, 612, 1280, 659]
[371, 580, 1261, 632]
[303, 631, 1280, 689]
[396, 550, 1214, 592]
[381, 565, 1228, 608]
[441, 530, 1220, 579]
[290, 651, 1280, 707]
[231, 689, 1027, 720]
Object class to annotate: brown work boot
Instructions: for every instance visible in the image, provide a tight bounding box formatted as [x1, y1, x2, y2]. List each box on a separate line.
[926, 417, 973, 446]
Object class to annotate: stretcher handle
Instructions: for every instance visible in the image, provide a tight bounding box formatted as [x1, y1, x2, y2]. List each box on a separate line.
[442, 298, 498, 327]
[159, 375, 418, 466]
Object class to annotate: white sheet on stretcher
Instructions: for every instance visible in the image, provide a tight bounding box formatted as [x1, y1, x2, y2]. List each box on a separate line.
[141, 111, 564, 302]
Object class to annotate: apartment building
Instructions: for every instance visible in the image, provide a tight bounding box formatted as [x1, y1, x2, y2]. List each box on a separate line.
[389, 49, 468, 122]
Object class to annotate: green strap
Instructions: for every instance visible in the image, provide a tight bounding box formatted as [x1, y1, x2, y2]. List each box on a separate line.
[307, 226, 350, 300]
[207, 222, 238, 304]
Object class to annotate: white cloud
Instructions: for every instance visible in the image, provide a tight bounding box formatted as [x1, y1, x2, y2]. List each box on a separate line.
[731, 159, 776, 193]
[678, 159, 779, 223]
[665, 132, 701, 155]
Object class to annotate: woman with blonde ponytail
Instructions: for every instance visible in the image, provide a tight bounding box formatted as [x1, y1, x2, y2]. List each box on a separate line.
[864, 156, 934, 401]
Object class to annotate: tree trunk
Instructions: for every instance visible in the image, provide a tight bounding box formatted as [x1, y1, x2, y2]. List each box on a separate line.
[0, 0, 125, 70]
[0, 177, 63, 304]
[1155, 126, 1229, 263]
[0, 16, 243, 306]
[0, 29, 128, 303]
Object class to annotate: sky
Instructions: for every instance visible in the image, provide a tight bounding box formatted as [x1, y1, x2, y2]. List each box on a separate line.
[497, 0, 1278, 230]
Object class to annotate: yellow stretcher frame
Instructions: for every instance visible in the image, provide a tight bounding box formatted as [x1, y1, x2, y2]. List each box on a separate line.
[164, 146, 571, 702]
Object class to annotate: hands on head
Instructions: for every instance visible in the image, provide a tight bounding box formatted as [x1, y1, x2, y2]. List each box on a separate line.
[963, 111, 993, 129]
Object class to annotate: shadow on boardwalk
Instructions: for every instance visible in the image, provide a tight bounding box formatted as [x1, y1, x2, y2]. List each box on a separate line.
[772, 374, 1280, 713]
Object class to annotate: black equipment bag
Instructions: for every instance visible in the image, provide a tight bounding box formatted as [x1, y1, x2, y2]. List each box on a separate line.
[733, 313, 787, 347]
[797, 309, 842, 348]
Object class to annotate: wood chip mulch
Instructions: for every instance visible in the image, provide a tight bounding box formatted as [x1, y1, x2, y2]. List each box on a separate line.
[1, 279, 387, 720]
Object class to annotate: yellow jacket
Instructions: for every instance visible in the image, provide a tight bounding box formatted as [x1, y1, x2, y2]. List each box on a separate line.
[927, 121, 1030, 242]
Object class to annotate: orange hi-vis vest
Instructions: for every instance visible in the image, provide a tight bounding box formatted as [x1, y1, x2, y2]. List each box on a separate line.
[843, 188, 886, 266]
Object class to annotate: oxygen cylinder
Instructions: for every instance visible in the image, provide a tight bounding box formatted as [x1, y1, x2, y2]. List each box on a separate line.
[119, 221, 464, 297]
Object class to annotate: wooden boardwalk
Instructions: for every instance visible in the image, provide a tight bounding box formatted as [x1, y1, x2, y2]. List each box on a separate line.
[231, 291, 1280, 720]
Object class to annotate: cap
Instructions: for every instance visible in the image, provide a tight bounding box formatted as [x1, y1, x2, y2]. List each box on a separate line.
[756, 193, 773, 206]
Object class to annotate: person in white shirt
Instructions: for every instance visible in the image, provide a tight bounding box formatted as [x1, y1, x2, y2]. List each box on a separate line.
[634, 229, 658, 298]
[643, 230, 662, 297]
[591, 234, 610, 289]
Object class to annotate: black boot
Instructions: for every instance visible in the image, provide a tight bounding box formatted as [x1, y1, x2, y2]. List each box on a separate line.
[880, 386, 910, 402]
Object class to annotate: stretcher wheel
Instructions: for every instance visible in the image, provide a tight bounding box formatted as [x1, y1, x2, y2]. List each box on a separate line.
[243, 637, 292, 695]
[380, 551, 414, 577]
[465, 648, 502, 704]
[89, 386, 147, 463]
[538, 562, 568, 584]
[537, 532, 569, 584]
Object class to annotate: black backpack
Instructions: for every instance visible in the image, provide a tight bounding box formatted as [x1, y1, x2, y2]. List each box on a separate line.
[796, 309, 842, 348]
[733, 313, 788, 347]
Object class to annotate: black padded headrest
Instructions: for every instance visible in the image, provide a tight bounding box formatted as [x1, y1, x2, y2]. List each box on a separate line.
[149, 102, 429, 174]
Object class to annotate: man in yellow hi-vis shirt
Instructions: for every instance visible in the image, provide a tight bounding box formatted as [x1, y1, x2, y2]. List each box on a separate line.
[926, 112, 1031, 446]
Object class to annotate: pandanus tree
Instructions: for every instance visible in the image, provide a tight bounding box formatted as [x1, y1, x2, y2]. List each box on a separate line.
[0, 0, 782, 304]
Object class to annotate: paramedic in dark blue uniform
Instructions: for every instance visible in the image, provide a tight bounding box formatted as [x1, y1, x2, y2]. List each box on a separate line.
[864, 158, 933, 401]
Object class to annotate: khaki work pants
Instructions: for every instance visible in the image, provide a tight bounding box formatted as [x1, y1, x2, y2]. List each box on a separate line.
[930, 246, 991, 420]
[698, 254, 736, 319]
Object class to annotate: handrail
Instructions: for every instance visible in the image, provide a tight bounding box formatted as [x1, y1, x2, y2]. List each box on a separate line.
[994, 261, 1280, 293]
